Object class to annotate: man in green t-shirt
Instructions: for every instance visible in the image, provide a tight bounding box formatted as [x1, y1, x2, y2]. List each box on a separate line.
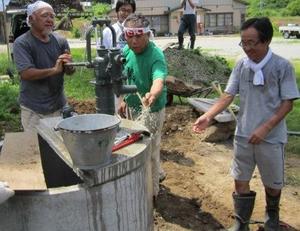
[118, 14, 167, 199]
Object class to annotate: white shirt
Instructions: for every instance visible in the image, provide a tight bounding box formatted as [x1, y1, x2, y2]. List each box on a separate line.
[102, 21, 126, 49]
[183, 0, 198, 15]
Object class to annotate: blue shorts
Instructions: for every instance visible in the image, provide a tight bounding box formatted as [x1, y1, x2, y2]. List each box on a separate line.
[230, 136, 285, 189]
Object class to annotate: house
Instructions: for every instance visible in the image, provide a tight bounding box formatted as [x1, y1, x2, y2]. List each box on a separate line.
[108, 0, 247, 36]
[199, 0, 247, 34]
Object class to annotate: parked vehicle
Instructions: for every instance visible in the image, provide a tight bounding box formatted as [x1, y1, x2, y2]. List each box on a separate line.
[6, 9, 29, 60]
[278, 24, 300, 39]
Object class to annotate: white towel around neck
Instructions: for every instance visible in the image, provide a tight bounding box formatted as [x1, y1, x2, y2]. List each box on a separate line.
[243, 48, 273, 86]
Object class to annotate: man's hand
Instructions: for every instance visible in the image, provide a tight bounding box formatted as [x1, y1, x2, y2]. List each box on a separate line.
[248, 124, 271, 144]
[0, 181, 14, 204]
[54, 50, 73, 74]
[61, 50, 75, 75]
[53, 58, 64, 74]
[118, 100, 127, 118]
[192, 114, 212, 133]
[142, 92, 156, 107]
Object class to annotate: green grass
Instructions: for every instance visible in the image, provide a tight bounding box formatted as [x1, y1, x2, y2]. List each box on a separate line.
[0, 53, 12, 74]
[0, 82, 21, 138]
[63, 48, 95, 100]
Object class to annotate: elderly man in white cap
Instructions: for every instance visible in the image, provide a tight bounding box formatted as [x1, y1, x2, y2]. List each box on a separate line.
[13, 1, 75, 131]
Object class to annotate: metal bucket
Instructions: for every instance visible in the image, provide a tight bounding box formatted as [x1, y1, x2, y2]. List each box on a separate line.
[56, 114, 121, 169]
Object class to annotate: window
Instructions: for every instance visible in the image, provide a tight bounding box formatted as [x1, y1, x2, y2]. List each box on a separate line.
[217, 14, 224, 26]
[225, 14, 232, 26]
[205, 13, 233, 27]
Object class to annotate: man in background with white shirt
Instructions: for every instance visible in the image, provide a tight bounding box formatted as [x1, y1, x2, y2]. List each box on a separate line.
[178, 0, 198, 49]
[102, 0, 136, 49]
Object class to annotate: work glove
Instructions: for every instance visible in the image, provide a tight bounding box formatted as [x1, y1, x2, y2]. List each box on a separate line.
[0, 181, 14, 204]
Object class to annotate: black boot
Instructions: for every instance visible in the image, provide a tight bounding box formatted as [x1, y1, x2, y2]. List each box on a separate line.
[264, 191, 281, 231]
[178, 35, 184, 49]
[190, 35, 195, 49]
[228, 191, 256, 231]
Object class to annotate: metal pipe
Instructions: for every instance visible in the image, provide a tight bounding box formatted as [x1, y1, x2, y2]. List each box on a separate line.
[85, 25, 94, 64]
[64, 18, 138, 115]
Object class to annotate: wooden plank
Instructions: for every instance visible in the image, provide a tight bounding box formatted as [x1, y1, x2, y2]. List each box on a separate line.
[187, 97, 238, 123]
[0, 132, 47, 191]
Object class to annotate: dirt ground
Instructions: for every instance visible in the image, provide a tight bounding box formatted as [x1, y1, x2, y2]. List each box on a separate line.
[69, 99, 300, 231]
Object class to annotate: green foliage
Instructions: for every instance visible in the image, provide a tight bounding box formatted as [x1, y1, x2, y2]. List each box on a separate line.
[64, 48, 95, 100]
[72, 28, 81, 38]
[0, 83, 21, 137]
[92, 3, 111, 17]
[0, 54, 10, 75]
[286, 0, 300, 16]
[246, 0, 300, 17]
[64, 68, 95, 100]
[286, 137, 300, 156]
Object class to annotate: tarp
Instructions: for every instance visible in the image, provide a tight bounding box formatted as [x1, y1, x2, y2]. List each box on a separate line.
[0, 0, 10, 12]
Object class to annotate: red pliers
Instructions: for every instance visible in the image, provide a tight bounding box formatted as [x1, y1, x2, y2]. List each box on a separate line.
[112, 132, 143, 152]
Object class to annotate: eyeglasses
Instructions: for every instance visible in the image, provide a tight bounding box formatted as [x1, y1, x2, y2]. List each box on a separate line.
[119, 8, 133, 14]
[238, 40, 260, 49]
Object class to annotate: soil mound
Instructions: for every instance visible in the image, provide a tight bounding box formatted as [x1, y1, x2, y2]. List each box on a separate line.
[164, 48, 231, 87]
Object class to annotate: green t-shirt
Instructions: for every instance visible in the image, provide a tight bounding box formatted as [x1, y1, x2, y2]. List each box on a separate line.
[123, 41, 168, 112]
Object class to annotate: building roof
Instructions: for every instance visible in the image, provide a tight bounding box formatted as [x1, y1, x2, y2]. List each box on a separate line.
[169, 5, 210, 13]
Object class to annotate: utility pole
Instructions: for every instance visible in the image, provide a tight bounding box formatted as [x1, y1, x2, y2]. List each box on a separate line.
[1, 0, 10, 63]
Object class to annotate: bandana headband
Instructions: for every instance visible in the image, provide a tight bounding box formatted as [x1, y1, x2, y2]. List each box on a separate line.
[123, 27, 151, 37]
[26, 1, 54, 26]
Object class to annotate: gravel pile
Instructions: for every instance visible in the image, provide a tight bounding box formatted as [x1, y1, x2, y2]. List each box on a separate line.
[164, 48, 231, 87]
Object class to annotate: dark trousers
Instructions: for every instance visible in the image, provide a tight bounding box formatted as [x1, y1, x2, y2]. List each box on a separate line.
[178, 14, 196, 49]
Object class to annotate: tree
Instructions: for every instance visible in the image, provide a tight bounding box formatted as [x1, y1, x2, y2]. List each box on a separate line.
[246, 0, 299, 17]
[286, 0, 300, 16]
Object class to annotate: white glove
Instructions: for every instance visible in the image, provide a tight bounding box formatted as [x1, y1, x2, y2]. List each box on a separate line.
[0, 181, 14, 204]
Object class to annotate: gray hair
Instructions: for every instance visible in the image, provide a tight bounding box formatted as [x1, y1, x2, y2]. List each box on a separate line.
[123, 14, 150, 28]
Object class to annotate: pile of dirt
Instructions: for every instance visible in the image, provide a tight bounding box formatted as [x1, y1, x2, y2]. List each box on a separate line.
[164, 48, 231, 87]
[68, 97, 96, 114]
[156, 105, 299, 231]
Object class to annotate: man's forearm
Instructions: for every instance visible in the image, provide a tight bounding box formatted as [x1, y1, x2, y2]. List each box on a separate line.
[20, 67, 61, 80]
[205, 93, 234, 120]
[263, 100, 293, 131]
[149, 79, 164, 99]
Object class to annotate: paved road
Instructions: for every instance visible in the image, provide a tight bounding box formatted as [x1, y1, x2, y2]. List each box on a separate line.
[1, 35, 300, 61]
[153, 35, 300, 61]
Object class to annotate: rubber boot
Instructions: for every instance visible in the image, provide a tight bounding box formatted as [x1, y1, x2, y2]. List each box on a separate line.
[190, 35, 195, 49]
[228, 191, 256, 231]
[178, 35, 184, 49]
[264, 191, 281, 231]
